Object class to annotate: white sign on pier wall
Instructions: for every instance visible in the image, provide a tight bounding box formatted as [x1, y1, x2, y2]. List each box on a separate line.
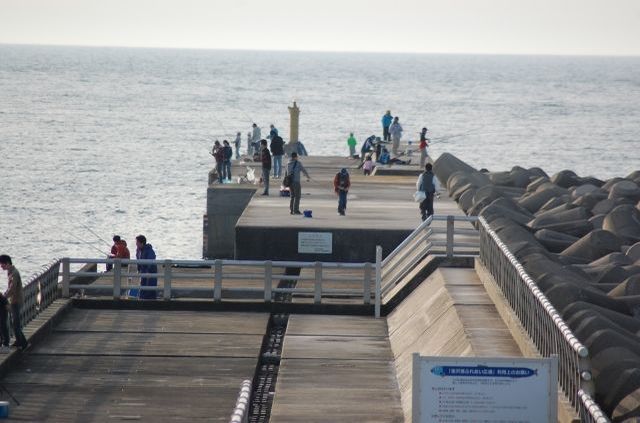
[412, 354, 558, 423]
[297, 232, 332, 254]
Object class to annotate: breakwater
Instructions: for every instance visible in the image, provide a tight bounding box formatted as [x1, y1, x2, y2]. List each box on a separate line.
[434, 153, 640, 420]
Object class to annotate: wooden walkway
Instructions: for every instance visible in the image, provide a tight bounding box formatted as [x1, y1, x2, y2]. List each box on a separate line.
[270, 314, 404, 423]
[1, 309, 269, 422]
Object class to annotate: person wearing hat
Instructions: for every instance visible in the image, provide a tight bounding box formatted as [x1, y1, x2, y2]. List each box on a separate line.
[381, 111, 393, 142]
[333, 168, 351, 216]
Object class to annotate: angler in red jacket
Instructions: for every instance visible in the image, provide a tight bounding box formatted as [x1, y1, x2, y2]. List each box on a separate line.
[333, 168, 351, 216]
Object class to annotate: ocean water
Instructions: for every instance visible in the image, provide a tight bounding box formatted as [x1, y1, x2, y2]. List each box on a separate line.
[1, 45, 639, 279]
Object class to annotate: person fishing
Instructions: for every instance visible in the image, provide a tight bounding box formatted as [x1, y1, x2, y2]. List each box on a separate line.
[419, 127, 430, 168]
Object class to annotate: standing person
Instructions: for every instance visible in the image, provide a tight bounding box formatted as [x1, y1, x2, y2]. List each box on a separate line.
[268, 124, 278, 139]
[210, 141, 224, 183]
[107, 235, 131, 271]
[246, 132, 253, 157]
[347, 133, 357, 158]
[234, 132, 242, 160]
[416, 163, 440, 221]
[222, 140, 233, 181]
[135, 235, 157, 300]
[251, 123, 261, 155]
[362, 154, 375, 176]
[0, 255, 29, 351]
[285, 152, 311, 215]
[260, 139, 272, 196]
[269, 134, 285, 178]
[333, 168, 351, 216]
[381, 110, 393, 142]
[389, 116, 403, 156]
[419, 127, 430, 168]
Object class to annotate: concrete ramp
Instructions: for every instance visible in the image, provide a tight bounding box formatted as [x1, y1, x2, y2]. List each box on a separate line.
[387, 267, 523, 421]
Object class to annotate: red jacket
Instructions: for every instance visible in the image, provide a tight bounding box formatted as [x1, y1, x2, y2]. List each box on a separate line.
[333, 172, 350, 193]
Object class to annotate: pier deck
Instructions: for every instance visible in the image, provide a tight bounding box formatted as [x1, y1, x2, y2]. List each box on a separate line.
[1, 309, 268, 422]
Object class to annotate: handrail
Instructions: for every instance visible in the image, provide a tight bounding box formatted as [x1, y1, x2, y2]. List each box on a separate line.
[20, 258, 61, 328]
[477, 216, 604, 419]
[577, 389, 611, 423]
[229, 379, 252, 423]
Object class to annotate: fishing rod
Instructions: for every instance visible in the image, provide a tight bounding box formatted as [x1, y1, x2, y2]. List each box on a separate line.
[65, 230, 110, 256]
[76, 221, 112, 248]
[430, 127, 485, 144]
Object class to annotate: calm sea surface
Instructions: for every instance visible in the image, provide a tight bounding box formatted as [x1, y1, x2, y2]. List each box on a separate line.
[1, 45, 639, 279]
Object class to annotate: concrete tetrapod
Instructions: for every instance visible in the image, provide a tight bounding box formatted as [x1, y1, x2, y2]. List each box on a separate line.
[561, 229, 623, 263]
[602, 204, 640, 244]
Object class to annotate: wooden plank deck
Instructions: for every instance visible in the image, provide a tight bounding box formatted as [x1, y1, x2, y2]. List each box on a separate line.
[1, 308, 269, 422]
[270, 314, 404, 423]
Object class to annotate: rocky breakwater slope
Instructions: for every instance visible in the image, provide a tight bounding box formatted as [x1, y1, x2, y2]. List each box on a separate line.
[434, 153, 640, 421]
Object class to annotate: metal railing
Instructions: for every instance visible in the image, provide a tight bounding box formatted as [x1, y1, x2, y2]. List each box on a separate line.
[578, 390, 610, 423]
[20, 259, 61, 328]
[62, 257, 376, 304]
[380, 215, 479, 297]
[477, 216, 605, 419]
[229, 379, 252, 423]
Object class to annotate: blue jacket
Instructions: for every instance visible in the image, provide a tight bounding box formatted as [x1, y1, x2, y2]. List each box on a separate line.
[137, 244, 158, 275]
[381, 114, 393, 128]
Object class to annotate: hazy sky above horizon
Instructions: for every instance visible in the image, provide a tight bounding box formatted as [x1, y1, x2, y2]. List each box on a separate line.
[1, 0, 639, 55]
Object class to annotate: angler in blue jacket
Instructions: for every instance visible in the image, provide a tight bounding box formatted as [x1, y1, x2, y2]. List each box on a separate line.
[381, 110, 393, 141]
[135, 235, 158, 299]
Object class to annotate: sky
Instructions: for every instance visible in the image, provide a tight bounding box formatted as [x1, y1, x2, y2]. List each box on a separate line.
[0, 0, 639, 55]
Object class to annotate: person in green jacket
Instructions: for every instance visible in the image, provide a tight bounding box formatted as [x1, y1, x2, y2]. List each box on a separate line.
[347, 133, 357, 158]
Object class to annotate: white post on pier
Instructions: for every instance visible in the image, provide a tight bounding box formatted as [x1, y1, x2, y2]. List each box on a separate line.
[375, 246, 382, 318]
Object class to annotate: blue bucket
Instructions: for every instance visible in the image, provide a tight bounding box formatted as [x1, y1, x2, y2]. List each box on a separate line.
[0, 401, 10, 418]
[303, 210, 312, 218]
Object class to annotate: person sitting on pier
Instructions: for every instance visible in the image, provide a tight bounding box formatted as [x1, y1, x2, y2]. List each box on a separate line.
[135, 235, 158, 300]
[285, 152, 311, 215]
[360, 135, 375, 161]
[107, 235, 130, 271]
[416, 163, 440, 221]
[333, 168, 351, 216]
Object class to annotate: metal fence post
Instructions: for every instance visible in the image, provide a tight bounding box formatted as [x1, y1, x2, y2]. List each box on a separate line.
[164, 259, 172, 300]
[214, 259, 222, 301]
[363, 262, 372, 305]
[375, 246, 382, 318]
[113, 260, 122, 299]
[314, 262, 322, 304]
[446, 215, 455, 258]
[264, 261, 272, 303]
[62, 258, 70, 298]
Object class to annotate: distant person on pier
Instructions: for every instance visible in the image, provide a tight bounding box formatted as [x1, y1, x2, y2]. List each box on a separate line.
[135, 235, 157, 300]
[260, 139, 272, 196]
[0, 255, 29, 351]
[333, 168, 351, 216]
[416, 163, 440, 221]
[419, 127, 430, 168]
[389, 116, 403, 156]
[347, 133, 357, 158]
[107, 235, 131, 271]
[285, 152, 311, 215]
[268, 124, 278, 140]
[251, 123, 261, 155]
[246, 132, 253, 156]
[360, 135, 375, 162]
[381, 110, 393, 142]
[222, 140, 233, 181]
[210, 140, 224, 183]
[234, 132, 242, 160]
[269, 134, 285, 178]
[362, 154, 375, 176]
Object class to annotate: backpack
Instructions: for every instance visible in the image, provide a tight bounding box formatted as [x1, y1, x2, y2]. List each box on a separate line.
[420, 172, 435, 194]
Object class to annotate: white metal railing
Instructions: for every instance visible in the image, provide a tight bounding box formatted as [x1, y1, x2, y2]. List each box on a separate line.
[229, 379, 252, 423]
[477, 216, 607, 420]
[380, 215, 479, 297]
[20, 258, 61, 328]
[578, 389, 610, 423]
[61, 257, 377, 305]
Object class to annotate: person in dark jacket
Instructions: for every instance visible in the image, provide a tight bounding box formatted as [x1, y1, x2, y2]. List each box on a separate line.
[333, 168, 351, 216]
[416, 163, 441, 221]
[210, 140, 224, 183]
[285, 152, 311, 215]
[0, 254, 28, 351]
[269, 135, 285, 178]
[222, 140, 233, 180]
[260, 139, 272, 195]
[135, 235, 158, 299]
